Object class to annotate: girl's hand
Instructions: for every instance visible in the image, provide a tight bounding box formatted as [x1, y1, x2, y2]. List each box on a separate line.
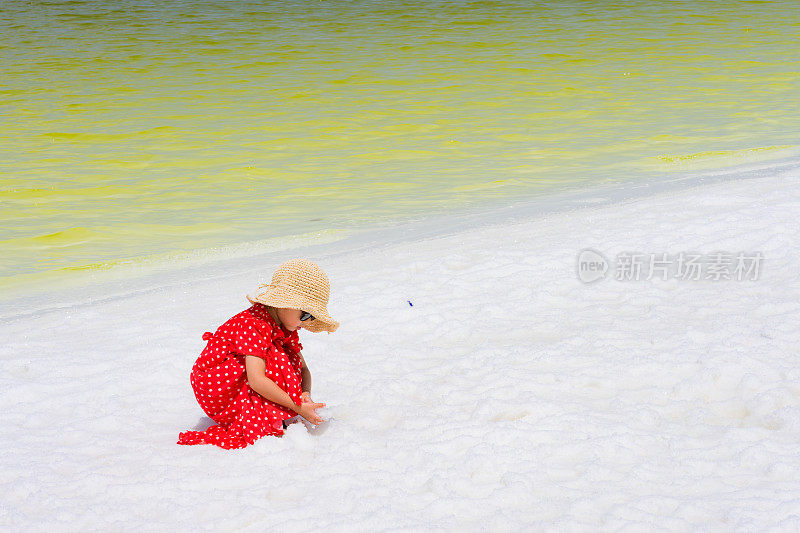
[300, 391, 313, 404]
[297, 401, 325, 425]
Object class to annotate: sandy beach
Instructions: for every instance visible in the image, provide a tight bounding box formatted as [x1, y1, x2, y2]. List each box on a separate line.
[4, 0, 800, 529]
[2, 164, 799, 530]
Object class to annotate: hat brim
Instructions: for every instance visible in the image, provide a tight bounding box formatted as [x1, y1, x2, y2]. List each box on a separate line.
[247, 289, 339, 333]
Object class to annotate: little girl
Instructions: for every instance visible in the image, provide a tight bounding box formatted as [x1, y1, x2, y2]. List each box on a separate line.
[178, 258, 339, 449]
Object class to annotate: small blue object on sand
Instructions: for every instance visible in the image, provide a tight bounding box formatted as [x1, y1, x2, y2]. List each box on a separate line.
[408, 301, 413, 306]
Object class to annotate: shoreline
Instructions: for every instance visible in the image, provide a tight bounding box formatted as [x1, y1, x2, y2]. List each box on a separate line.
[3, 154, 799, 321]
[2, 153, 799, 530]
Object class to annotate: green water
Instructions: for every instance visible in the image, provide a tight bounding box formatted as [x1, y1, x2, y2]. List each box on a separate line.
[1, 0, 799, 296]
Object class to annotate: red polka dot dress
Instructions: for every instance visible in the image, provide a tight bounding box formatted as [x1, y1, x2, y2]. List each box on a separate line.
[178, 303, 304, 449]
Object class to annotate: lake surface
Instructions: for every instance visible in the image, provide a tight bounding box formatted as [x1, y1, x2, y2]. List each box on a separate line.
[1, 0, 798, 296]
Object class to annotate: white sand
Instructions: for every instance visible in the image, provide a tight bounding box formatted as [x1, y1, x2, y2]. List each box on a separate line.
[2, 166, 800, 531]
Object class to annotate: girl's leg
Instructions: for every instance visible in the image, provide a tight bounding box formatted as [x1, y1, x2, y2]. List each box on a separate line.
[282, 415, 301, 429]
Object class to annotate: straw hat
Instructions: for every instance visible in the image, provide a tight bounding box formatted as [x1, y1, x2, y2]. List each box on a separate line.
[247, 258, 339, 333]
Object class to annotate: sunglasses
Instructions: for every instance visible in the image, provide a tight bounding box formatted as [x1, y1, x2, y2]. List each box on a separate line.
[300, 311, 315, 322]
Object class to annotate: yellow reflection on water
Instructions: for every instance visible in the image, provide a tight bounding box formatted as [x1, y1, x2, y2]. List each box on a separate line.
[1, 0, 798, 293]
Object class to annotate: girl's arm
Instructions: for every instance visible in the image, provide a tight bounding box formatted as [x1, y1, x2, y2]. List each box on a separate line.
[298, 352, 312, 397]
[245, 356, 324, 424]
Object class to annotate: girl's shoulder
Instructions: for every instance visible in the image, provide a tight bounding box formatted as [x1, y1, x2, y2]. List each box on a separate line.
[215, 305, 275, 339]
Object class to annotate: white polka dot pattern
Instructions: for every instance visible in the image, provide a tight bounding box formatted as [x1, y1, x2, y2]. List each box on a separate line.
[178, 304, 304, 449]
